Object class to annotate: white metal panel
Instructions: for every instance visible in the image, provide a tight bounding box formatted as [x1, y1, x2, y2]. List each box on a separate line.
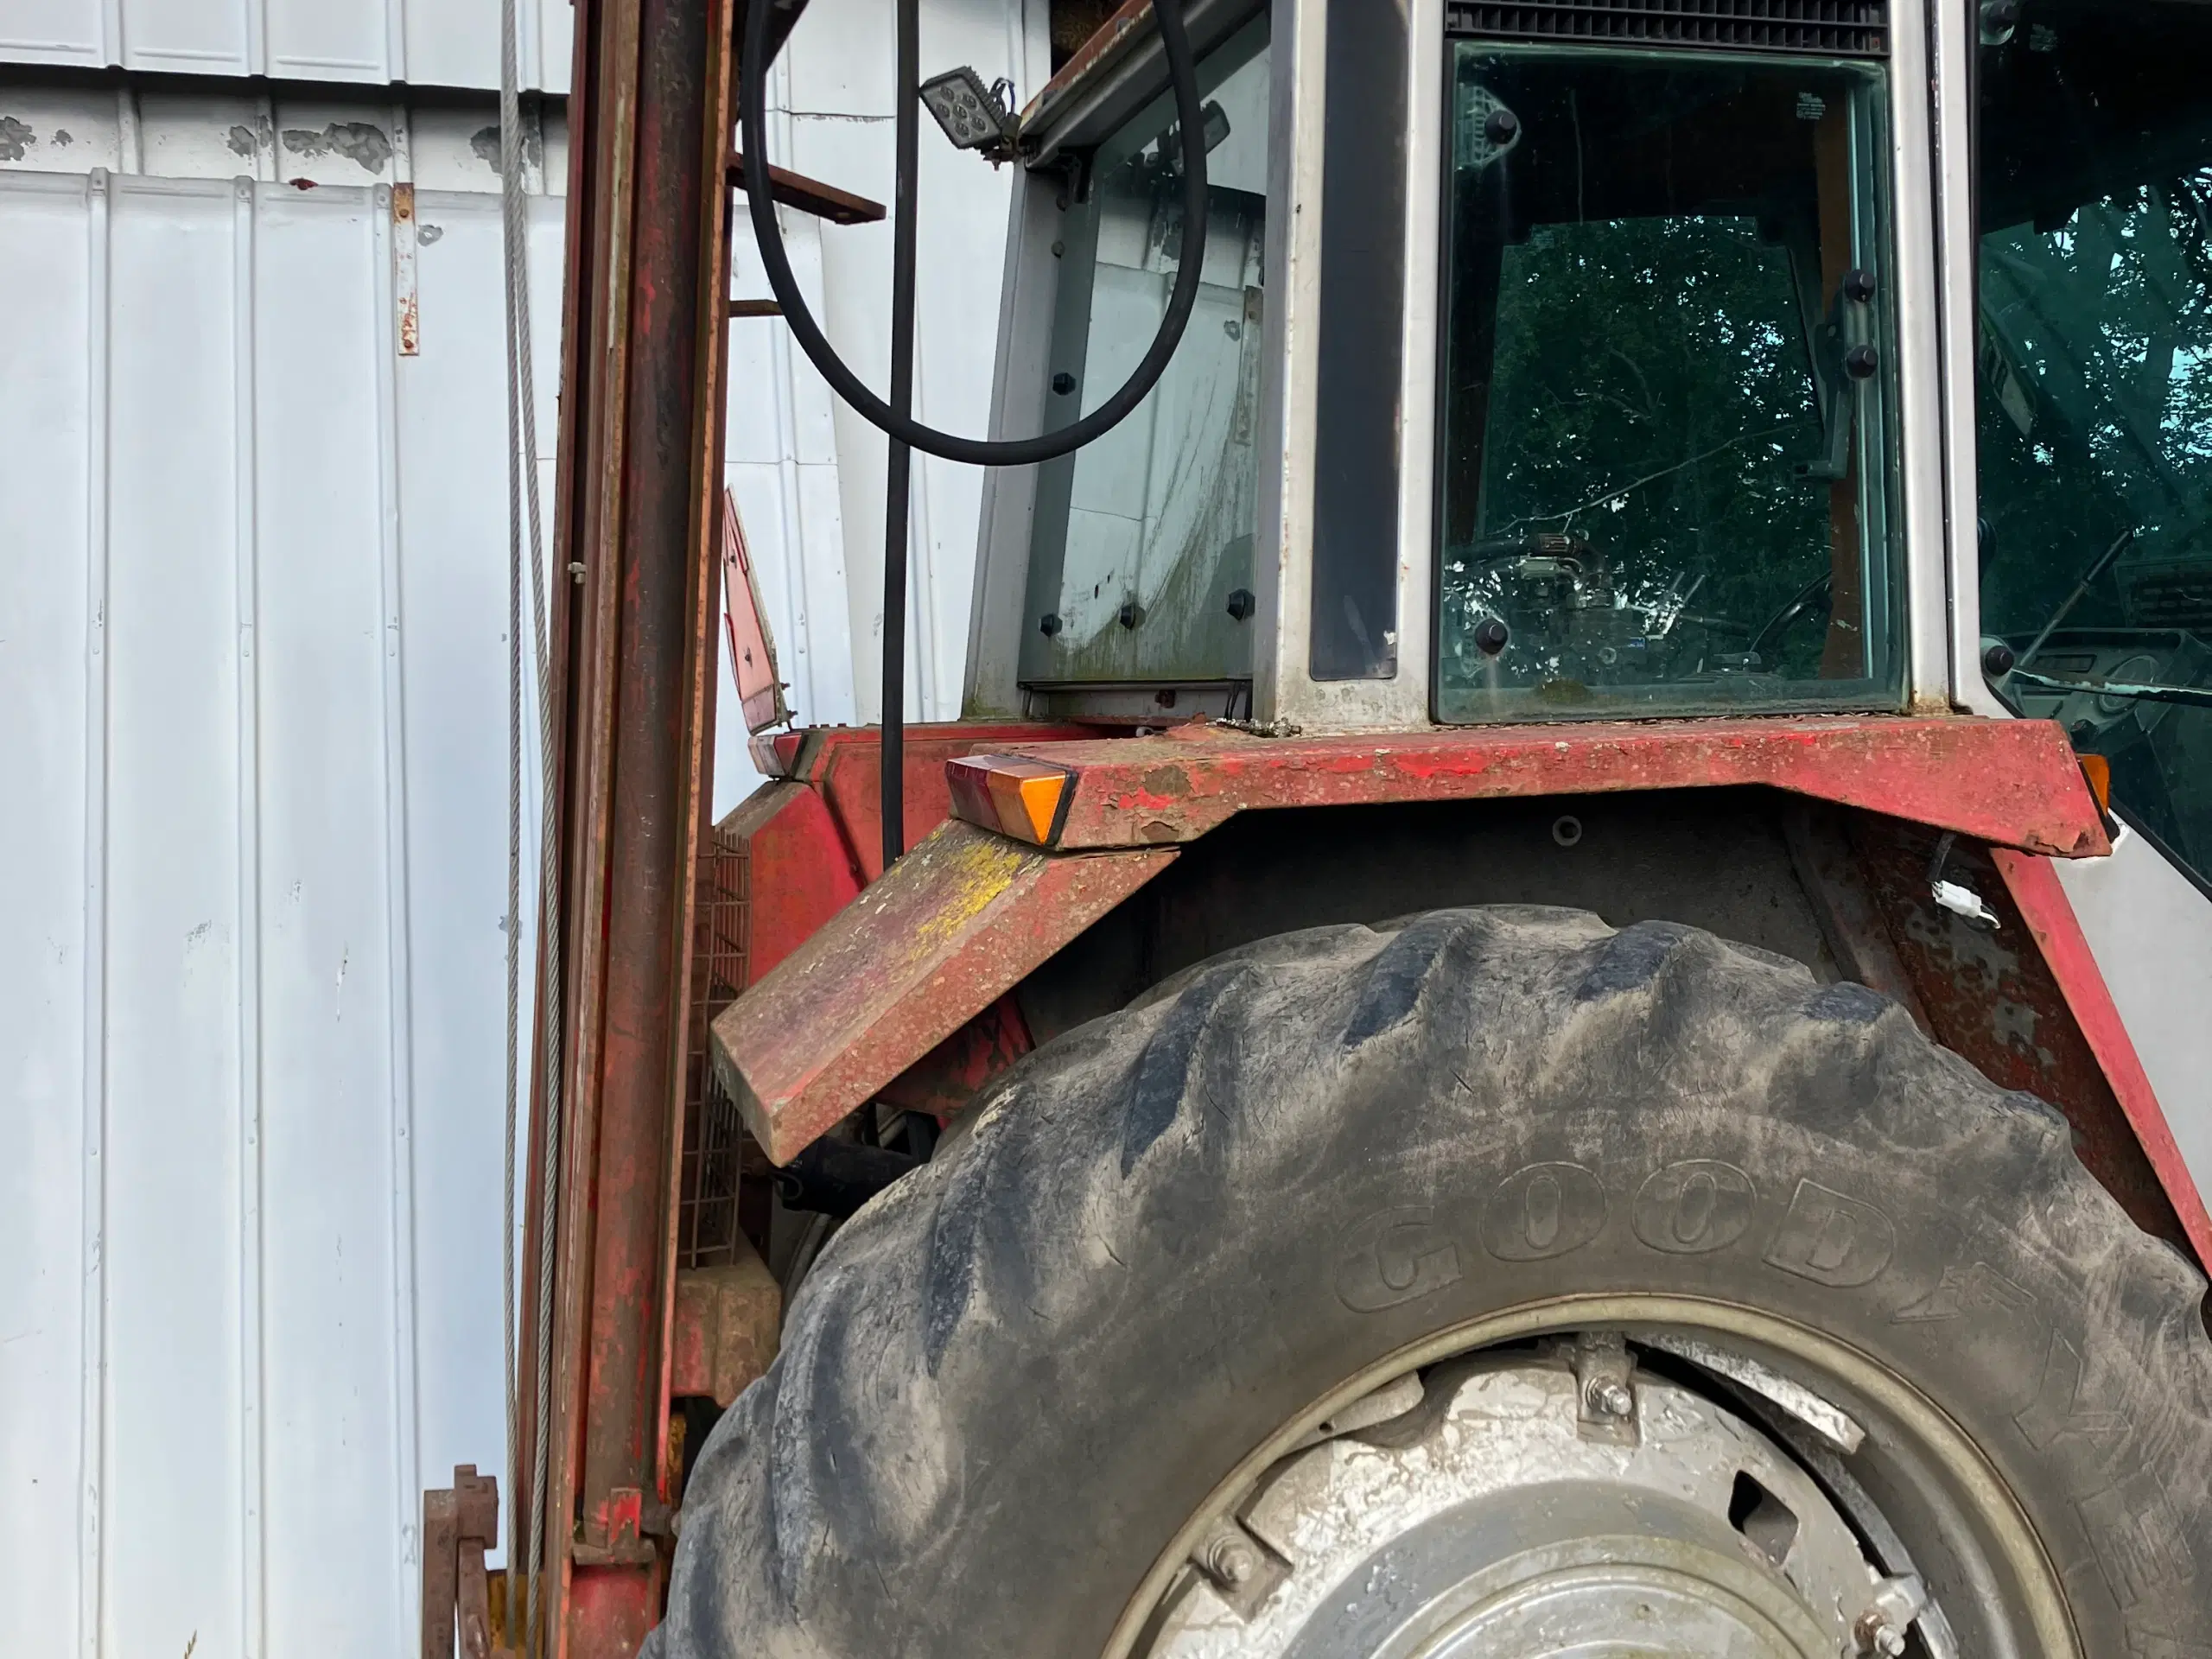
[0, 165, 566, 1658]
[249, 181, 413, 1657]
[2055, 835, 2212, 1208]
[0, 0, 573, 92]
[0, 167, 95, 1659]
[391, 187, 563, 1553]
[99, 175, 259, 1659]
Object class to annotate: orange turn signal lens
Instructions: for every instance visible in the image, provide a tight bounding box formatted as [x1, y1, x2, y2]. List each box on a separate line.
[2076, 751, 2112, 814]
[947, 754, 1073, 845]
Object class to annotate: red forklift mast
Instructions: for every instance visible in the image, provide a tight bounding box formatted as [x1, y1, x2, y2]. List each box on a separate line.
[512, 0, 789, 1649]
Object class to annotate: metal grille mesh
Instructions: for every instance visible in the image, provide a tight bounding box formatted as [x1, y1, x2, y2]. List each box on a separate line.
[1446, 0, 1890, 55]
[677, 820, 751, 1268]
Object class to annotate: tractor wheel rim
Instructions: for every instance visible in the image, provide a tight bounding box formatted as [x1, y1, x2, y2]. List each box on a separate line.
[1109, 1294, 2075, 1659]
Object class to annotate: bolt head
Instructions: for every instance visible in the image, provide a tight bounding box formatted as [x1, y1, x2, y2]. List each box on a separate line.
[1586, 1379, 1634, 1419]
[1207, 1537, 1257, 1586]
[1855, 1613, 1909, 1656]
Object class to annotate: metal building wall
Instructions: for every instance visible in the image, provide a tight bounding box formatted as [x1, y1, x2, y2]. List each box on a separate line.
[0, 0, 574, 92]
[0, 2, 1043, 1650]
[0, 163, 568, 1659]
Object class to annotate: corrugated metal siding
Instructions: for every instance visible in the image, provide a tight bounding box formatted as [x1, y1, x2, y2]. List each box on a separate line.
[3, 2, 1042, 1646]
[0, 0, 574, 92]
[0, 167, 566, 1658]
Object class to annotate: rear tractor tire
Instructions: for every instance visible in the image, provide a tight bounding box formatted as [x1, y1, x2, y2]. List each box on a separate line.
[655, 907, 2212, 1658]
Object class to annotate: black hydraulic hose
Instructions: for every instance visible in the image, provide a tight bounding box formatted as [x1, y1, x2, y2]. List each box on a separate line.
[741, 0, 1211, 875]
[738, 0, 1212, 467]
[881, 0, 920, 869]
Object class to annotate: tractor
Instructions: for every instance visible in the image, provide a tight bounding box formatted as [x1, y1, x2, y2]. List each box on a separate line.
[467, 0, 2212, 1654]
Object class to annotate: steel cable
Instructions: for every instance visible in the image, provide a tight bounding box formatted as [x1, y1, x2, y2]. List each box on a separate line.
[498, 3, 562, 1651]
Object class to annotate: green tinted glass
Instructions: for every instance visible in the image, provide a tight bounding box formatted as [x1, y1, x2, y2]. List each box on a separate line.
[1436, 48, 1904, 721]
[1977, 4, 2212, 889]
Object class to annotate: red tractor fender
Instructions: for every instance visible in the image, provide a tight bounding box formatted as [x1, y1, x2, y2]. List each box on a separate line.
[707, 714, 2209, 1264]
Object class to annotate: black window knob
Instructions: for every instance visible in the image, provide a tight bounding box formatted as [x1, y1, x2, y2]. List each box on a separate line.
[1473, 616, 1510, 657]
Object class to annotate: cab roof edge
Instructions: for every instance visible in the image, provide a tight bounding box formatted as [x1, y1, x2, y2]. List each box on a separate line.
[1018, 0, 1265, 168]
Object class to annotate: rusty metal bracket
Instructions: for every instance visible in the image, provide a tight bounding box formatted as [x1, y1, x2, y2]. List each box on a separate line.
[422, 1465, 508, 1659]
[723, 153, 887, 224]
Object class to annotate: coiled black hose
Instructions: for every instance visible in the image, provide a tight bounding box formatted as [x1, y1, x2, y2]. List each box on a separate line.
[738, 0, 1212, 465]
[739, 0, 1211, 866]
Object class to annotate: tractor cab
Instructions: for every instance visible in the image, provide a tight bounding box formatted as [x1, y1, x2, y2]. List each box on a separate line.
[966, 0, 2212, 896]
[973, 0, 1918, 734]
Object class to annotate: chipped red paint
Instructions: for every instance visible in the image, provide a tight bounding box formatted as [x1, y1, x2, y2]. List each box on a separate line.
[716, 782, 864, 988]
[1993, 848, 2212, 1268]
[956, 715, 2110, 857]
[710, 725, 1101, 997]
[775, 721, 1092, 885]
[519, 0, 742, 1648]
[710, 821, 1176, 1163]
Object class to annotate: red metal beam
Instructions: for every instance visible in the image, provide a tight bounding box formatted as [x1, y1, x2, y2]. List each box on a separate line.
[710, 821, 1176, 1162]
[951, 715, 2110, 857]
[1993, 848, 2212, 1268]
[518, 0, 736, 1650]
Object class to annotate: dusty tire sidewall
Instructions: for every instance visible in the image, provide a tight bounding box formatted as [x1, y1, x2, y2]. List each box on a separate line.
[673, 915, 2212, 1659]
